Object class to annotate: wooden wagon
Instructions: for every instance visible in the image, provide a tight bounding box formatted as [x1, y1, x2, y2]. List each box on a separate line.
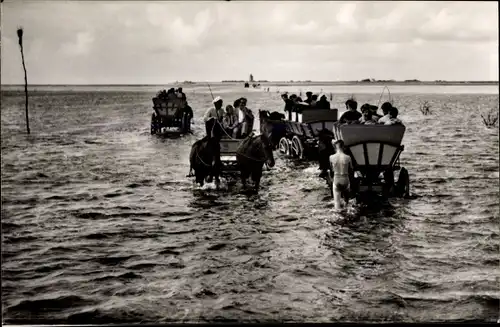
[260, 106, 338, 160]
[150, 95, 191, 135]
[331, 123, 410, 198]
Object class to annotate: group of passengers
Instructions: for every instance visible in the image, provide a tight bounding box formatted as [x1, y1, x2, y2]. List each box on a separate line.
[339, 100, 402, 126]
[281, 91, 332, 111]
[155, 87, 193, 121]
[157, 87, 187, 101]
[203, 96, 255, 139]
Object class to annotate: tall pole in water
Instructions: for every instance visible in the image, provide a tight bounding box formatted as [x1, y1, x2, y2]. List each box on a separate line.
[17, 27, 30, 134]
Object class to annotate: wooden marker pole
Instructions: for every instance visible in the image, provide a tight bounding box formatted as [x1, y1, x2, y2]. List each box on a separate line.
[17, 27, 30, 134]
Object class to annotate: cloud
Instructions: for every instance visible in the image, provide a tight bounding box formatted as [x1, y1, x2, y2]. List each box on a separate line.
[61, 32, 94, 56]
[1, 1, 497, 84]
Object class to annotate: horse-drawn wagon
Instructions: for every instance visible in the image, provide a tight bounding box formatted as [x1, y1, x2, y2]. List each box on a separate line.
[150, 94, 192, 135]
[330, 123, 410, 199]
[260, 106, 338, 159]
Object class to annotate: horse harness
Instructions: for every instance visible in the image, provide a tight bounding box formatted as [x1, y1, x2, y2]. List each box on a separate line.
[236, 135, 271, 163]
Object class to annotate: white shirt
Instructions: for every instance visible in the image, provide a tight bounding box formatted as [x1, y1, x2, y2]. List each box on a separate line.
[203, 107, 225, 123]
[378, 114, 391, 124]
[384, 118, 403, 125]
[359, 117, 377, 125]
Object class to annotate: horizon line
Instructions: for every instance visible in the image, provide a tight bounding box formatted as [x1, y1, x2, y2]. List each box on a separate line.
[1, 80, 499, 86]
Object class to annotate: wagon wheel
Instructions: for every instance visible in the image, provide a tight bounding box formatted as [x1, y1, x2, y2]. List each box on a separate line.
[395, 167, 410, 198]
[278, 137, 290, 155]
[151, 113, 157, 135]
[291, 135, 304, 159]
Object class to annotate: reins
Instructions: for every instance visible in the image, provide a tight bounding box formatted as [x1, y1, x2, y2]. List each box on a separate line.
[196, 144, 213, 167]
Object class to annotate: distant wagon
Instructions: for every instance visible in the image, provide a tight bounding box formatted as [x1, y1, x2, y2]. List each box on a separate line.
[331, 123, 410, 199]
[260, 104, 338, 160]
[150, 93, 191, 135]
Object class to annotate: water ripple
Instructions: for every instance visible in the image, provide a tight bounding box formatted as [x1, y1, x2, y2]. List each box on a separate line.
[1, 88, 499, 323]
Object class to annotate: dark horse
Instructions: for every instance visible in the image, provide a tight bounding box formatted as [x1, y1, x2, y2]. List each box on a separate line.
[258, 110, 287, 149]
[188, 118, 224, 188]
[316, 128, 336, 179]
[236, 131, 275, 192]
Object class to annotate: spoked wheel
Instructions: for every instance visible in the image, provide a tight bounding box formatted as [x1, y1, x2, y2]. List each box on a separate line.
[151, 114, 158, 135]
[278, 137, 290, 155]
[291, 135, 304, 159]
[395, 167, 410, 198]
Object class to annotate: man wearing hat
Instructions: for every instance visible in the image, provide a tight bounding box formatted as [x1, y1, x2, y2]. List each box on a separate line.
[203, 96, 225, 138]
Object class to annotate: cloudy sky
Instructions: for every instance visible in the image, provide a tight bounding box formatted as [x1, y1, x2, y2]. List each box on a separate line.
[1, 1, 498, 84]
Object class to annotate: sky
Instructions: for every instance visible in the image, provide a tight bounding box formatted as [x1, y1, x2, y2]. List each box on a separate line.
[1, 1, 498, 84]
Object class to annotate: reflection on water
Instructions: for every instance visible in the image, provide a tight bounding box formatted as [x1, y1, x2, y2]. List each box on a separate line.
[1, 85, 499, 323]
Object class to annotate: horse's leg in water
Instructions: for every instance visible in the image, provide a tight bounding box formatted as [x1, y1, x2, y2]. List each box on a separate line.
[240, 167, 250, 190]
[251, 167, 263, 192]
[214, 168, 221, 190]
[195, 169, 205, 187]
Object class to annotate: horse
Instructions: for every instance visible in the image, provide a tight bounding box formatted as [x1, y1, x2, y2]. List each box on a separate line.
[316, 128, 336, 179]
[188, 118, 225, 188]
[236, 132, 275, 192]
[258, 110, 287, 149]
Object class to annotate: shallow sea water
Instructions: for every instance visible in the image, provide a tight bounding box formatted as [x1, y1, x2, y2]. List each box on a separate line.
[1, 83, 499, 323]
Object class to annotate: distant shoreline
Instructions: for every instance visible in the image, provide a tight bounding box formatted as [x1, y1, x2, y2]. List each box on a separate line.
[259, 81, 500, 87]
[1, 81, 498, 87]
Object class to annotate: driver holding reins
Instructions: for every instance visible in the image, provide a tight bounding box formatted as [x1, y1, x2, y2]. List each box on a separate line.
[203, 96, 225, 138]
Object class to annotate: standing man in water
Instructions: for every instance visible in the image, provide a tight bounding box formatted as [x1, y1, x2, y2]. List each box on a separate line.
[329, 140, 353, 210]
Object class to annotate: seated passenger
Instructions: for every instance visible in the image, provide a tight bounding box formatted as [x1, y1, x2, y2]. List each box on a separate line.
[305, 91, 313, 104]
[238, 97, 254, 138]
[359, 106, 377, 125]
[378, 102, 393, 124]
[369, 105, 382, 120]
[384, 107, 403, 125]
[310, 94, 319, 107]
[316, 95, 331, 109]
[176, 87, 187, 101]
[281, 93, 294, 113]
[339, 99, 361, 124]
[360, 104, 379, 123]
[167, 88, 177, 100]
[223, 105, 239, 137]
[284, 94, 297, 118]
[157, 89, 167, 99]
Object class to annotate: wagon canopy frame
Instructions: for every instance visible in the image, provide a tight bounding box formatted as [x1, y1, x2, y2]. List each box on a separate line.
[344, 141, 405, 173]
